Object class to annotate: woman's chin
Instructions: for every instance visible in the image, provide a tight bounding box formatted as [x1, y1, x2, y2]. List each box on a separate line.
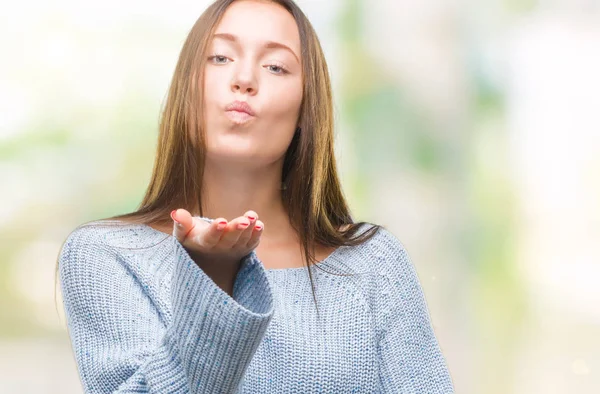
[205, 145, 259, 162]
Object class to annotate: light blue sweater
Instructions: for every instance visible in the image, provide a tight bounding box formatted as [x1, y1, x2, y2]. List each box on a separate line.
[58, 218, 454, 393]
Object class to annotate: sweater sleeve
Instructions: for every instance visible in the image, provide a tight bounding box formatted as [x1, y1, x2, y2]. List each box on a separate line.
[375, 229, 455, 393]
[58, 226, 274, 393]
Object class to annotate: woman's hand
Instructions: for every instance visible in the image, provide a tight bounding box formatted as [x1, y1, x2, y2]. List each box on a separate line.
[170, 208, 264, 294]
[171, 208, 264, 264]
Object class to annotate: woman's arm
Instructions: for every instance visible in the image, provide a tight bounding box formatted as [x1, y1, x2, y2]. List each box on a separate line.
[58, 227, 274, 393]
[375, 229, 455, 393]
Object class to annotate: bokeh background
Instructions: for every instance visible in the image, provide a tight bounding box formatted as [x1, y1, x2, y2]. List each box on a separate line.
[1, 0, 599, 392]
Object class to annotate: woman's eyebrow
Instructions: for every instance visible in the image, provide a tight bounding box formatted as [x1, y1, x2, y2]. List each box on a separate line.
[213, 32, 300, 63]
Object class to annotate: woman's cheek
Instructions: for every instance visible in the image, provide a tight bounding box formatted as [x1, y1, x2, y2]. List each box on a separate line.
[203, 72, 217, 95]
[271, 82, 302, 111]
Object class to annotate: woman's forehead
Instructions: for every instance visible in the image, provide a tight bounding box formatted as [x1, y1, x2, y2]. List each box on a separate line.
[214, 0, 301, 55]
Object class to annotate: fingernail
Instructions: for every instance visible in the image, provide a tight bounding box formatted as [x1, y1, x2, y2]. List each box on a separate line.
[254, 225, 263, 231]
[217, 220, 227, 230]
[170, 210, 180, 224]
[247, 215, 256, 221]
[238, 222, 249, 229]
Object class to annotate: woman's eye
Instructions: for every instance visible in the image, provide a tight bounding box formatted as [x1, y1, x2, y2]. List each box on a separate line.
[266, 64, 288, 75]
[209, 55, 229, 64]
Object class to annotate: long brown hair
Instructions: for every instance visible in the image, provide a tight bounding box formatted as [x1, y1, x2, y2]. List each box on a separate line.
[55, 0, 382, 315]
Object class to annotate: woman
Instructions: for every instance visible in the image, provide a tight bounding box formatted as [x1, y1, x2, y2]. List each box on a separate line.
[57, 0, 455, 392]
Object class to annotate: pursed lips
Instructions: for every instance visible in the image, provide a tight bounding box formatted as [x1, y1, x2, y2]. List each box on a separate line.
[225, 100, 255, 115]
[224, 100, 256, 124]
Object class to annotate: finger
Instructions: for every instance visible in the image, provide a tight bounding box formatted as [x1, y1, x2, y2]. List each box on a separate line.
[244, 210, 258, 223]
[171, 209, 195, 243]
[237, 211, 258, 245]
[246, 219, 264, 249]
[219, 216, 250, 248]
[189, 217, 227, 248]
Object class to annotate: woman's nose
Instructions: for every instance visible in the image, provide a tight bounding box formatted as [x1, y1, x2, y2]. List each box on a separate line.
[231, 67, 257, 95]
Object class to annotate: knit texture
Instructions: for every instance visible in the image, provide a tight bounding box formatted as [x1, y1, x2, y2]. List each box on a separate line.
[58, 218, 454, 393]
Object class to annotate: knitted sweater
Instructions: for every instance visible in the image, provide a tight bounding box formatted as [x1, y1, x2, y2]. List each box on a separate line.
[58, 218, 454, 393]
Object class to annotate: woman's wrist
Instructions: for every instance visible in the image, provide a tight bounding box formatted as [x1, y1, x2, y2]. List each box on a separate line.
[187, 249, 242, 296]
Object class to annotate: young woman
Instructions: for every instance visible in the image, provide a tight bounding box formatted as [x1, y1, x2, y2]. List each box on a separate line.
[57, 0, 455, 392]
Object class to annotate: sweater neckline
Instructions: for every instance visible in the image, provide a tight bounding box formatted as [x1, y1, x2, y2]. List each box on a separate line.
[134, 223, 344, 275]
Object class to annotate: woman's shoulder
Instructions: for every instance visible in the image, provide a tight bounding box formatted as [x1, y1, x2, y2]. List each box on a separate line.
[341, 223, 413, 275]
[362, 225, 422, 291]
[58, 220, 174, 286]
[366, 225, 407, 255]
[61, 219, 169, 254]
[347, 222, 406, 254]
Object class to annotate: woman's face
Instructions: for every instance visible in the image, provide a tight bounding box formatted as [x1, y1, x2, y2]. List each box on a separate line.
[202, 0, 303, 166]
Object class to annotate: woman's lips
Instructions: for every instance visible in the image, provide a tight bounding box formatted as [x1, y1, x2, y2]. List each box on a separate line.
[225, 100, 256, 125]
[225, 109, 255, 124]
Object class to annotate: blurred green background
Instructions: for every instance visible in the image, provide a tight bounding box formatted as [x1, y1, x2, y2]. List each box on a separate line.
[1, 0, 599, 392]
